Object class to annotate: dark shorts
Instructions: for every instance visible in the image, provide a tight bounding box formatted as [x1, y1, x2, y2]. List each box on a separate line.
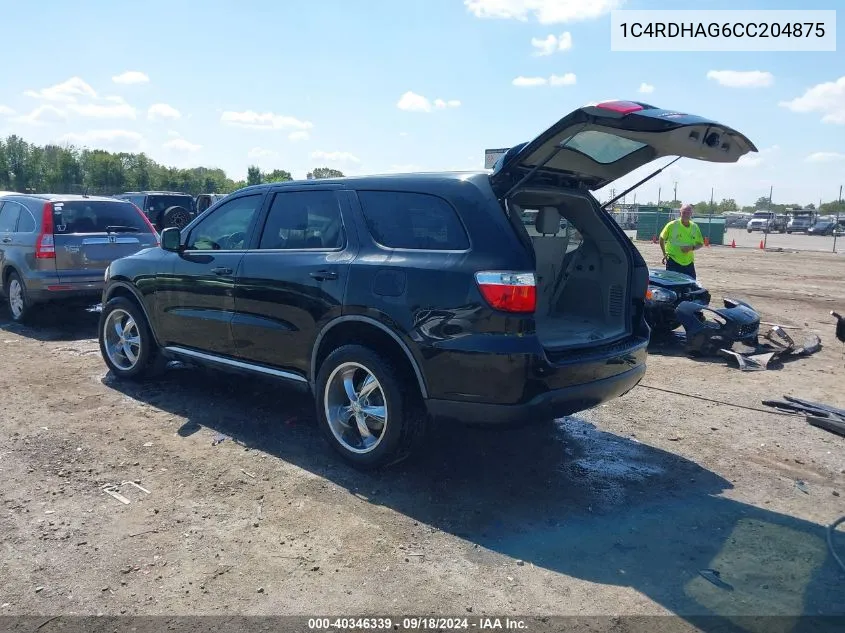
[666, 258, 696, 279]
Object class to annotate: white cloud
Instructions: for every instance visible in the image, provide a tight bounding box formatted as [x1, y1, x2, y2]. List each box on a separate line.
[434, 98, 461, 109]
[248, 147, 279, 159]
[638, 82, 655, 94]
[112, 71, 150, 85]
[164, 138, 202, 152]
[513, 76, 548, 87]
[513, 74, 576, 87]
[58, 129, 144, 152]
[735, 145, 779, 168]
[221, 110, 313, 131]
[706, 70, 774, 88]
[0, 105, 14, 116]
[397, 91, 431, 112]
[399, 132, 409, 137]
[531, 31, 572, 55]
[105, 95, 127, 104]
[779, 76, 845, 125]
[289, 130, 310, 141]
[15, 105, 67, 125]
[397, 91, 460, 113]
[148, 103, 181, 121]
[549, 73, 576, 86]
[465, 0, 622, 24]
[67, 101, 137, 119]
[805, 151, 845, 163]
[167, 130, 181, 137]
[311, 151, 361, 164]
[24, 77, 97, 102]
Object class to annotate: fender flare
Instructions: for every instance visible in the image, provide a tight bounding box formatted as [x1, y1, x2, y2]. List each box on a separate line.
[103, 281, 162, 346]
[310, 315, 429, 399]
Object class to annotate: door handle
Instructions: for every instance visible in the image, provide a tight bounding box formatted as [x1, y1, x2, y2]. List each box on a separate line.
[310, 270, 338, 281]
[211, 267, 233, 276]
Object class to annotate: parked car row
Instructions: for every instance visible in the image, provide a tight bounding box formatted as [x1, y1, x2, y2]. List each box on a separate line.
[2, 100, 758, 469]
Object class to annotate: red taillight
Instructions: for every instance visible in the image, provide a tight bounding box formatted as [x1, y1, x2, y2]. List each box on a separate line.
[35, 202, 55, 259]
[131, 202, 160, 245]
[595, 100, 644, 114]
[475, 271, 536, 313]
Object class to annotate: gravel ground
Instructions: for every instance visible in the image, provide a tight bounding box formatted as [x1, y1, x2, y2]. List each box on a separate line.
[0, 244, 843, 628]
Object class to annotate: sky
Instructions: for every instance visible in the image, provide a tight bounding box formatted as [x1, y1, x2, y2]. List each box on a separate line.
[0, 0, 843, 207]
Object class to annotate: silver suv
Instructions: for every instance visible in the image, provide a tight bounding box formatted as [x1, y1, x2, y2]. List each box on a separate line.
[0, 193, 159, 323]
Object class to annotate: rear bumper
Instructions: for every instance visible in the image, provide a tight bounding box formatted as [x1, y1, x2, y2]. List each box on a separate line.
[426, 362, 646, 425]
[27, 280, 104, 305]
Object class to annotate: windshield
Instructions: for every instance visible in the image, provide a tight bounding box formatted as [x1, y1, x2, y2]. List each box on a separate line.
[53, 200, 151, 234]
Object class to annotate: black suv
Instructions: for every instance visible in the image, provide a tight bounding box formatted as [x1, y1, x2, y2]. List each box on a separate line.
[114, 191, 195, 231]
[97, 101, 756, 468]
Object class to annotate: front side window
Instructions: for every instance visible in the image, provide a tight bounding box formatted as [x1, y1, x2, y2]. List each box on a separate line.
[186, 194, 264, 250]
[258, 190, 344, 250]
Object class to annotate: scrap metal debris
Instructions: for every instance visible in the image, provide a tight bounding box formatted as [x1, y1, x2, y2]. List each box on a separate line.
[717, 326, 821, 371]
[676, 298, 760, 356]
[762, 396, 845, 437]
[698, 568, 734, 591]
[102, 481, 151, 505]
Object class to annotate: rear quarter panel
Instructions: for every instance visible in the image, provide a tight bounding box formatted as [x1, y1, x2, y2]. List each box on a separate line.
[341, 178, 538, 402]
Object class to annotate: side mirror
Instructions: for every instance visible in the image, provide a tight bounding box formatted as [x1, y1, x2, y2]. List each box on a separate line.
[161, 227, 183, 252]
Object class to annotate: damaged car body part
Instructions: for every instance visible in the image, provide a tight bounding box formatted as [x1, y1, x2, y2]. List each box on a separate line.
[644, 269, 711, 334]
[98, 100, 756, 469]
[675, 298, 761, 355]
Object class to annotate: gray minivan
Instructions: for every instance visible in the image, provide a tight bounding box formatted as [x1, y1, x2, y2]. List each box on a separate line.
[0, 193, 159, 323]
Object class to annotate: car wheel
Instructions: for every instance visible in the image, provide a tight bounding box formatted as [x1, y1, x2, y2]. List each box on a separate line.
[5, 272, 34, 324]
[747, 228, 752, 233]
[99, 296, 166, 380]
[316, 344, 427, 470]
[162, 206, 192, 230]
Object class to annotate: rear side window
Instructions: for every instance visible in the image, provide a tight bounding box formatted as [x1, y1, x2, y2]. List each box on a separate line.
[259, 191, 344, 250]
[52, 201, 151, 234]
[357, 191, 469, 250]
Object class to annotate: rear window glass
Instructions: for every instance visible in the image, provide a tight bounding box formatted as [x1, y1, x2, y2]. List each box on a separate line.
[357, 191, 469, 250]
[53, 201, 151, 234]
[147, 195, 193, 213]
[565, 130, 647, 164]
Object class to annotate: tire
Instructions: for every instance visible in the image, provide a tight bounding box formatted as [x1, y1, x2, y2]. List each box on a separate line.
[5, 272, 34, 324]
[161, 206, 192, 230]
[98, 296, 166, 381]
[747, 228, 752, 233]
[315, 344, 427, 470]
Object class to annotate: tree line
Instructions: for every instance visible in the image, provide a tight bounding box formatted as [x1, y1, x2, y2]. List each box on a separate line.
[0, 134, 345, 197]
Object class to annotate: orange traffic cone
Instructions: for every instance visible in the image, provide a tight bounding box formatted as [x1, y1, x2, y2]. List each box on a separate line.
[704, 236, 710, 247]
[759, 239, 764, 250]
[651, 235, 657, 243]
[731, 238, 736, 248]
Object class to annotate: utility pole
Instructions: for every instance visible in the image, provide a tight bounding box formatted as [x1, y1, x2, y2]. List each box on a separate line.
[674, 181, 678, 204]
[834, 184, 842, 253]
[764, 186, 773, 249]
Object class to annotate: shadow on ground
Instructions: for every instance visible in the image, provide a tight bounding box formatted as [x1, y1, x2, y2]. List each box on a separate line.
[0, 302, 100, 342]
[103, 366, 845, 632]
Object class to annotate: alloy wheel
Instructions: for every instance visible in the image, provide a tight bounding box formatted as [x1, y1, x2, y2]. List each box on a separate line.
[324, 362, 388, 454]
[103, 308, 142, 371]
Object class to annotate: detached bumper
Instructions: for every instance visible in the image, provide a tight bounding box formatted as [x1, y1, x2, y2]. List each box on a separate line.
[426, 363, 646, 425]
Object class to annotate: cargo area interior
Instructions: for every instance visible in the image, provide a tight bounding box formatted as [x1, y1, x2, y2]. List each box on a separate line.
[507, 188, 630, 350]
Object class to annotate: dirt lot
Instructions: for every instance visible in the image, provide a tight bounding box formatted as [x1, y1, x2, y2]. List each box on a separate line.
[1, 245, 844, 627]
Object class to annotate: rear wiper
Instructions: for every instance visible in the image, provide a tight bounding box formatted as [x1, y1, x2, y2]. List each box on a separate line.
[105, 225, 142, 233]
[601, 156, 682, 210]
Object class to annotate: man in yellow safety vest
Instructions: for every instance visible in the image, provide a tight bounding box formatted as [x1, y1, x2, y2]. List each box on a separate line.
[659, 203, 704, 279]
